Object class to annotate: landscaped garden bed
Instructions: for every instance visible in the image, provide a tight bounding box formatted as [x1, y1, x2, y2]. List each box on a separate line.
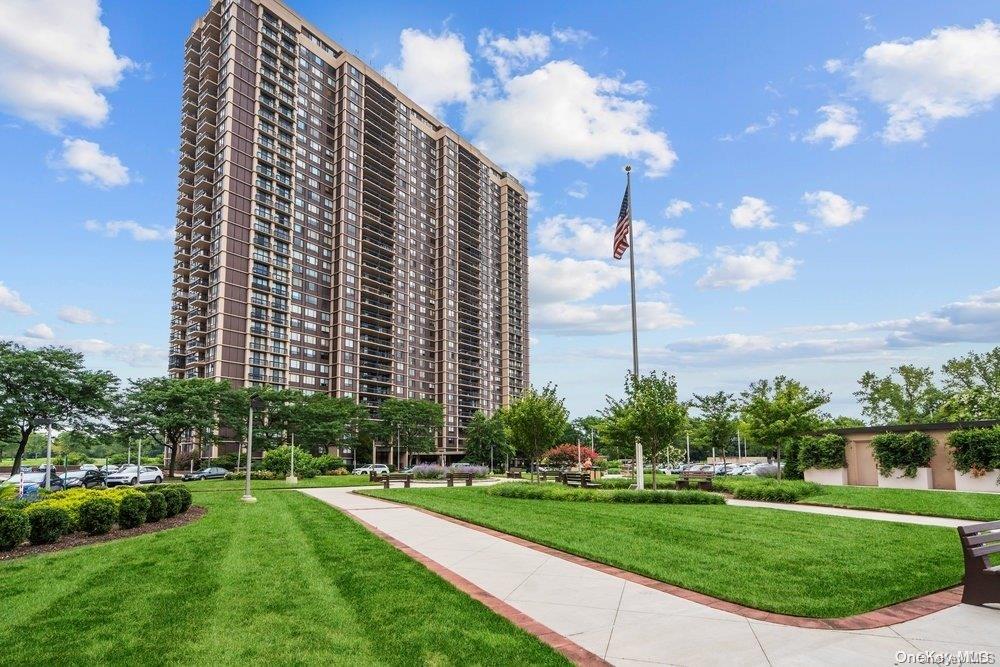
[362, 486, 962, 618]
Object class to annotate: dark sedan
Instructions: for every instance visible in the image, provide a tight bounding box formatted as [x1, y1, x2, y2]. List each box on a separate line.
[61, 469, 105, 489]
[182, 466, 230, 481]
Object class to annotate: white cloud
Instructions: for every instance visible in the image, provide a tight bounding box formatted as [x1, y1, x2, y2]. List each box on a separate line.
[10, 334, 166, 368]
[824, 58, 844, 73]
[720, 112, 780, 141]
[729, 196, 776, 229]
[0, 0, 133, 131]
[58, 305, 110, 325]
[465, 60, 676, 180]
[805, 104, 860, 149]
[529, 254, 660, 305]
[535, 215, 699, 269]
[803, 190, 867, 227]
[566, 180, 588, 199]
[23, 323, 54, 340]
[84, 219, 169, 241]
[663, 198, 693, 219]
[55, 138, 130, 187]
[793, 222, 811, 234]
[0, 282, 32, 315]
[851, 21, 1000, 142]
[384, 28, 474, 115]
[532, 301, 689, 335]
[697, 242, 799, 291]
[552, 27, 593, 46]
[478, 30, 550, 80]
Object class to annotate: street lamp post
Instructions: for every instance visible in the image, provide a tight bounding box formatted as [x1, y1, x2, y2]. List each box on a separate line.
[242, 396, 265, 503]
[286, 432, 298, 484]
[33, 418, 53, 491]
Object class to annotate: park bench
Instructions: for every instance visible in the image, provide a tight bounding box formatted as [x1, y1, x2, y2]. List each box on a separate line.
[446, 471, 475, 487]
[379, 473, 413, 489]
[561, 471, 600, 489]
[675, 470, 714, 491]
[506, 468, 523, 479]
[538, 470, 562, 482]
[957, 519, 1000, 606]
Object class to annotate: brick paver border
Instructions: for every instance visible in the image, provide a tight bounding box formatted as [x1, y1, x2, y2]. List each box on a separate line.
[354, 491, 964, 631]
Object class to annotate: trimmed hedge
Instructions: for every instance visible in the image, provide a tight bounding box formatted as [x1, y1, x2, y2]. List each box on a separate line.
[948, 426, 1000, 478]
[159, 486, 182, 517]
[798, 434, 847, 470]
[78, 496, 117, 535]
[0, 508, 30, 551]
[145, 491, 167, 522]
[174, 485, 193, 512]
[118, 493, 151, 529]
[871, 431, 936, 478]
[486, 482, 723, 505]
[27, 505, 71, 545]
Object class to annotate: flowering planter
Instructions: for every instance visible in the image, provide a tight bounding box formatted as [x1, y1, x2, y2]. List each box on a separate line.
[878, 467, 933, 490]
[803, 468, 848, 486]
[955, 471, 1000, 493]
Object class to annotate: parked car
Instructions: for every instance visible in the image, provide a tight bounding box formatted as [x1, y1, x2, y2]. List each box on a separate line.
[106, 465, 163, 487]
[182, 466, 229, 481]
[35, 463, 59, 473]
[0, 471, 68, 492]
[99, 464, 120, 474]
[62, 469, 105, 489]
[352, 464, 390, 476]
[79, 463, 100, 472]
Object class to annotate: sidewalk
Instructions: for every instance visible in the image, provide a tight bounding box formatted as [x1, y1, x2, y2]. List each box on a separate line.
[726, 498, 972, 528]
[303, 486, 998, 666]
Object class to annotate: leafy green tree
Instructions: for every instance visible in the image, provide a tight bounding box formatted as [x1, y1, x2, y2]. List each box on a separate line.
[573, 415, 608, 452]
[854, 365, 945, 425]
[294, 394, 368, 455]
[0, 342, 119, 475]
[378, 398, 444, 465]
[938, 347, 1000, 421]
[463, 410, 512, 467]
[740, 376, 830, 479]
[502, 384, 568, 481]
[603, 372, 688, 490]
[691, 391, 739, 463]
[821, 415, 865, 428]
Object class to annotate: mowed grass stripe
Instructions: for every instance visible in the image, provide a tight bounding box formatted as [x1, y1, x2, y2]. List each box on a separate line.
[363, 487, 963, 618]
[0, 492, 567, 666]
[800, 484, 1000, 522]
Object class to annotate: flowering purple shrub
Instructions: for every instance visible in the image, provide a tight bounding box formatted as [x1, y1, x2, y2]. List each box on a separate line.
[408, 463, 491, 479]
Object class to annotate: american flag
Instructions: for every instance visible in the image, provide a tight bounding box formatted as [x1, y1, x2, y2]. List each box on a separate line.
[613, 180, 631, 259]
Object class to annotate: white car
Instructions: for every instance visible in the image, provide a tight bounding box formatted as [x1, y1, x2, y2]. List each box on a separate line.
[79, 463, 99, 472]
[106, 465, 163, 487]
[352, 464, 390, 476]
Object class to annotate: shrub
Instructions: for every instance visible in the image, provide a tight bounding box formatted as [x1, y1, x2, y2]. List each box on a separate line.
[331, 467, 348, 475]
[450, 464, 490, 478]
[718, 478, 821, 503]
[410, 463, 446, 479]
[541, 443, 604, 468]
[78, 496, 117, 535]
[172, 485, 193, 512]
[485, 482, 723, 505]
[798, 434, 847, 470]
[871, 431, 936, 478]
[211, 453, 239, 470]
[145, 492, 167, 522]
[223, 470, 276, 481]
[948, 426, 1000, 479]
[314, 454, 346, 473]
[118, 493, 150, 529]
[159, 486, 182, 517]
[0, 508, 29, 551]
[606, 467, 621, 475]
[26, 505, 71, 544]
[260, 446, 319, 479]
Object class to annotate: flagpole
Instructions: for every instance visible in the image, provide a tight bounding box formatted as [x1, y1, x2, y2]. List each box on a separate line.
[625, 164, 643, 490]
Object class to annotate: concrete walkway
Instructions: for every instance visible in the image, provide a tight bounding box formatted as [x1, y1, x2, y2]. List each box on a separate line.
[727, 498, 973, 528]
[303, 486, 998, 666]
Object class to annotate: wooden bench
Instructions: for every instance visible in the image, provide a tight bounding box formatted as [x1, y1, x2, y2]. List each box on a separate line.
[446, 471, 475, 487]
[675, 470, 714, 491]
[538, 470, 562, 482]
[561, 471, 599, 488]
[379, 473, 413, 489]
[506, 468, 524, 479]
[958, 519, 1000, 606]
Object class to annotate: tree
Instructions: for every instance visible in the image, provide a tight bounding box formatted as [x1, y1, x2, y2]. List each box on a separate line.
[573, 415, 608, 453]
[121, 377, 229, 478]
[854, 365, 945, 425]
[740, 376, 830, 479]
[822, 415, 865, 429]
[0, 342, 119, 475]
[463, 410, 512, 468]
[938, 347, 1000, 421]
[603, 372, 688, 490]
[691, 391, 738, 463]
[501, 384, 568, 482]
[378, 398, 444, 464]
[293, 394, 367, 455]
[541, 443, 603, 468]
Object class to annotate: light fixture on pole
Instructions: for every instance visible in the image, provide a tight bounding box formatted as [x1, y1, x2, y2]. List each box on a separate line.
[33, 418, 53, 491]
[242, 396, 265, 503]
[286, 431, 298, 484]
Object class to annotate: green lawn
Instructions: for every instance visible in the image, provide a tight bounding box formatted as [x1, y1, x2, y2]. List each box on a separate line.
[362, 487, 963, 618]
[183, 475, 376, 493]
[0, 490, 566, 665]
[800, 485, 1000, 522]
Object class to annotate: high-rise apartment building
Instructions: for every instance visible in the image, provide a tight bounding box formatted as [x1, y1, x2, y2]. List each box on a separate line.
[169, 0, 528, 463]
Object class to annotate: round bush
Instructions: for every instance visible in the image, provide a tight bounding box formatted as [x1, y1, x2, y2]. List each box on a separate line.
[145, 491, 166, 522]
[159, 486, 182, 517]
[173, 485, 193, 513]
[0, 508, 30, 551]
[27, 505, 71, 545]
[798, 434, 847, 470]
[118, 493, 151, 529]
[78, 497, 117, 535]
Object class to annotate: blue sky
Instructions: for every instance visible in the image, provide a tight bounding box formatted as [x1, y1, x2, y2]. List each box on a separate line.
[0, 1, 997, 419]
